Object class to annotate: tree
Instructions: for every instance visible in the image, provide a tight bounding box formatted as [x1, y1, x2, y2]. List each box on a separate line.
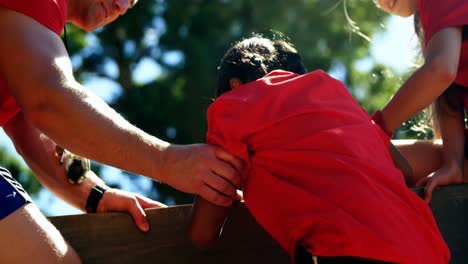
[8, 1, 416, 204]
[0, 146, 41, 197]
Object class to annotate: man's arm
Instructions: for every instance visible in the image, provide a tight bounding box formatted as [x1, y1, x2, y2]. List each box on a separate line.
[4, 112, 167, 231]
[0, 7, 241, 206]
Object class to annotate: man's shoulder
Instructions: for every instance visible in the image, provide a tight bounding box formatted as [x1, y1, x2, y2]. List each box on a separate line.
[0, 0, 67, 35]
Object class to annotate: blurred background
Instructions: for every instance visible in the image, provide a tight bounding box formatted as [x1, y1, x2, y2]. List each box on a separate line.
[0, 0, 427, 215]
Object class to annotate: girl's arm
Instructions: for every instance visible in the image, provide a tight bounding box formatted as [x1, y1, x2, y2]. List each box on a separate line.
[416, 86, 465, 202]
[380, 27, 462, 134]
[3, 112, 166, 232]
[388, 142, 415, 187]
[188, 196, 232, 249]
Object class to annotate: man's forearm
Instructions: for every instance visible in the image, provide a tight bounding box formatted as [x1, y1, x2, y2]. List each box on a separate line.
[4, 112, 109, 211]
[0, 10, 242, 206]
[0, 9, 170, 184]
[26, 81, 170, 183]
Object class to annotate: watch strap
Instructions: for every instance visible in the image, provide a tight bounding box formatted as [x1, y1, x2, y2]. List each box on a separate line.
[86, 184, 110, 213]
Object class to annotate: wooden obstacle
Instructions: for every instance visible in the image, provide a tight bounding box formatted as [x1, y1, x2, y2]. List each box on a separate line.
[50, 202, 289, 263]
[50, 184, 468, 264]
[412, 185, 468, 264]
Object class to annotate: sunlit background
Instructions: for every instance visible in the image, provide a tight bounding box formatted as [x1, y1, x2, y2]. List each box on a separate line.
[0, 1, 419, 216]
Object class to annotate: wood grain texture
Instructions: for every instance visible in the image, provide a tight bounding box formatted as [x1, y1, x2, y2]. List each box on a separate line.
[50, 204, 289, 264]
[49, 184, 468, 264]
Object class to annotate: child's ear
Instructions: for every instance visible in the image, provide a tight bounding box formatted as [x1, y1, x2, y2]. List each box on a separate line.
[229, 78, 242, 90]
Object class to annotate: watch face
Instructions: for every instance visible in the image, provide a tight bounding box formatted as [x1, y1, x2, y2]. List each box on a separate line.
[67, 159, 86, 184]
[61, 149, 90, 184]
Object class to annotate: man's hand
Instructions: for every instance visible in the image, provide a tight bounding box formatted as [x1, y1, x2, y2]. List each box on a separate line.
[161, 144, 243, 207]
[98, 189, 167, 232]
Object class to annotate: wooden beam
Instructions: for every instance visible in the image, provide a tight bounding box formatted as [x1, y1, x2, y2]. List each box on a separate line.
[50, 203, 289, 264]
[50, 184, 468, 264]
[413, 185, 468, 264]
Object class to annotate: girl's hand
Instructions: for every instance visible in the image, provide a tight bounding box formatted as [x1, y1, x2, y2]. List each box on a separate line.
[97, 188, 167, 232]
[416, 164, 463, 203]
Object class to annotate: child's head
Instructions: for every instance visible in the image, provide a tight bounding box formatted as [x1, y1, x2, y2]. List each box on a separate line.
[273, 40, 307, 76]
[374, 0, 417, 17]
[216, 36, 306, 97]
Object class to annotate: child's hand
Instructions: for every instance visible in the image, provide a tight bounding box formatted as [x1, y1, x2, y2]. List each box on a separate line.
[416, 164, 463, 203]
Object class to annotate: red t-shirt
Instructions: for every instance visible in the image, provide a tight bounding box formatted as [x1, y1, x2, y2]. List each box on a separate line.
[207, 70, 450, 263]
[0, 0, 67, 126]
[418, 0, 468, 87]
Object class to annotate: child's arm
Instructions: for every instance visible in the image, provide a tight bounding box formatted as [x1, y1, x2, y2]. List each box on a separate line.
[389, 142, 415, 187]
[188, 196, 232, 249]
[416, 86, 465, 202]
[380, 27, 462, 134]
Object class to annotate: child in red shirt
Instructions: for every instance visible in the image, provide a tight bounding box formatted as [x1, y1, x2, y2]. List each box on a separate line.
[373, 0, 468, 202]
[188, 36, 450, 264]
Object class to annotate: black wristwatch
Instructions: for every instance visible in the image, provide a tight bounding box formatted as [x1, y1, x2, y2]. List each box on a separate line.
[86, 184, 110, 213]
[56, 146, 90, 184]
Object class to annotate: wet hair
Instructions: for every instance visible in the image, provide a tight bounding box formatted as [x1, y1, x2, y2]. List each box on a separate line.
[216, 36, 306, 97]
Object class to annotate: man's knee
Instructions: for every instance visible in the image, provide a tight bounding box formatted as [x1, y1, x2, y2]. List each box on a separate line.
[0, 183, 81, 264]
[0, 203, 81, 263]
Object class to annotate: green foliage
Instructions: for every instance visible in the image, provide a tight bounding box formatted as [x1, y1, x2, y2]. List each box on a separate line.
[60, 0, 423, 204]
[62, 0, 392, 204]
[397, 111, 435, 139]
[0, 146, 41, 198]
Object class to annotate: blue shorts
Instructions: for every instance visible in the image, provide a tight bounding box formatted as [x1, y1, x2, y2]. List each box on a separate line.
[0, 167, 32, 220]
